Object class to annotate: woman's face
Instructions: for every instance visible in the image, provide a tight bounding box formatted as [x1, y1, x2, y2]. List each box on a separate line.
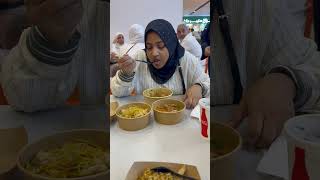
[146, 31, 169, 69]
[116, 34, 124, 45]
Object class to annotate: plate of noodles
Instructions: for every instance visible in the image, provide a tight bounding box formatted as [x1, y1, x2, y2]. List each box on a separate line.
[125, 162, 201, 180]
[116, 102, 151, 131]
[17, 129, 109, 180]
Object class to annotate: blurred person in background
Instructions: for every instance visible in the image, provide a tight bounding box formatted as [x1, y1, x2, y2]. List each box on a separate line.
[126, 24, 145, 57]
[190, 27, 201, 42]
[111, 32, 128, 58]
[110, 32, 128, 77]
[177, 24, 202, 59]
[110, 24, 145, 77]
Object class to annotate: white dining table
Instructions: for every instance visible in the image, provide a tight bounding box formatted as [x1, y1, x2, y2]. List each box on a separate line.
[0, 105, 107, 146]
[110, 95, 210, 180]
[213, 106, 284, 180]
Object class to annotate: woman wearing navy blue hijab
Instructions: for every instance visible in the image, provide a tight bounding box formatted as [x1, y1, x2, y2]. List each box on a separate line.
[111, 19, 210, 109]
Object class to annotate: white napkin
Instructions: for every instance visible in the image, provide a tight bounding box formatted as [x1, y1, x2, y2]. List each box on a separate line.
[256, 135, 289, 179]
[190, 104, 200, 119]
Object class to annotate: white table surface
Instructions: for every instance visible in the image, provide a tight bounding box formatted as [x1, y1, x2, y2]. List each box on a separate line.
[110, 95, 210, 180]
[0, 105, 107, 143]
[213, 106, 283, 180]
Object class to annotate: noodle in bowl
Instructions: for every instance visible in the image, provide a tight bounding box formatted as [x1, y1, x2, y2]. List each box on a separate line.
[17, 129, 109, 180]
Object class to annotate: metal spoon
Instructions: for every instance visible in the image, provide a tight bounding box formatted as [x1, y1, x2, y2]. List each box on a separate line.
[135, 60, 152, 64]
[151, 166, 197, 180]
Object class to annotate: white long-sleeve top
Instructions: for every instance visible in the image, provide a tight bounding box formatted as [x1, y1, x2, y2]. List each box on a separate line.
[111, 50, 210, 97]
[0, 0, 108, 112]
[180, 33, 202, 59]
[211, 0, 320, 111]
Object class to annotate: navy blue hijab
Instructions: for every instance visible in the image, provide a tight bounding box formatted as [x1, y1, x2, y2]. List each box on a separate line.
[145, 19, 185, 84]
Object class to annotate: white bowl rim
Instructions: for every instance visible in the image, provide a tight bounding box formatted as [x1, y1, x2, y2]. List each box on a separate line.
[116, 102, 152, 120]
[152, 98, 186, 114]
[142, 88, 173, 99]
[211, 122, 242, 161]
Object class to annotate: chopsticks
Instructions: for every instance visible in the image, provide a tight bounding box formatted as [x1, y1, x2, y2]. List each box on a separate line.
[135, 60, 152, 64]
[125, 43, 137, 55]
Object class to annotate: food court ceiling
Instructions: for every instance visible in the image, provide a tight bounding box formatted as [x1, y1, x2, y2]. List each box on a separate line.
[183, 0, 210, 16]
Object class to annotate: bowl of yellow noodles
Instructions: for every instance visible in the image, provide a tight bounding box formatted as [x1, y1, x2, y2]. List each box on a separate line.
[116, 102, 151, 131]
[142, 87, 173, 105]
[17, 129, 109, 180]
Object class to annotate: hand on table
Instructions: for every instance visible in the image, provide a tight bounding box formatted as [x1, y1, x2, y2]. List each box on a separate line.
[228, 73, 296, 148]
[26, 0, 83, 48]
[184, 84, 202, 109]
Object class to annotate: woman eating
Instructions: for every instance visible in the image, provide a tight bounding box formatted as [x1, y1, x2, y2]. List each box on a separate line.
[111, 19, 210, 109]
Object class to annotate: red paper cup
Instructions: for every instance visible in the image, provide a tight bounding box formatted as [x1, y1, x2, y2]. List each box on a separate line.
[199, 98, 210, 140]
[285, 114, 320, 180]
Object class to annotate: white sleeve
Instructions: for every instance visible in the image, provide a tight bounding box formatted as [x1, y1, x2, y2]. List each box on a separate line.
[110, 50, 143, 97]
[184, 53, 210, 97]
[194, 40, 203, 59]
[182, 39, 202, 59]
[0, 28, 77, 112]
[110, 71, 135, 97]
[262, 4, 320, 111]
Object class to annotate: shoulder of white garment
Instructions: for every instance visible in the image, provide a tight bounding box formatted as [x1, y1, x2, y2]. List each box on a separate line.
[134, 49, 147, 60]
[182, 33, 197, 47]
[180, 51, 199, 67]
[185, 33, 193, 41]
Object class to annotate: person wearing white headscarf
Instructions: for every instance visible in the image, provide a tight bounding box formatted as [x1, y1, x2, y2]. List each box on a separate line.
[110, 32, 128, 77]
[110, 25, 145, 77]
[126, 24, 145, 57]
[111, 32, 128, 58]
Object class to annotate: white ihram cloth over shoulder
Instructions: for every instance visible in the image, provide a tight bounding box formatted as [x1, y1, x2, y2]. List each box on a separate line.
[180, 33, 202, 59]
[111, 50, 210, 97]
[127, 24, 145, 58]
[0, 0, 108, 112]
[211, 0, 320, 111]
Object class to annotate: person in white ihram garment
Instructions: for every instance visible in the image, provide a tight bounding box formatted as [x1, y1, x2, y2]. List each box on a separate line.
[176, 24, 202, 60]
[110, 32, 129, 77]
[111, 32, 128, 59]
[126, 24, 145, 57]
[110, 24, 145, 77]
